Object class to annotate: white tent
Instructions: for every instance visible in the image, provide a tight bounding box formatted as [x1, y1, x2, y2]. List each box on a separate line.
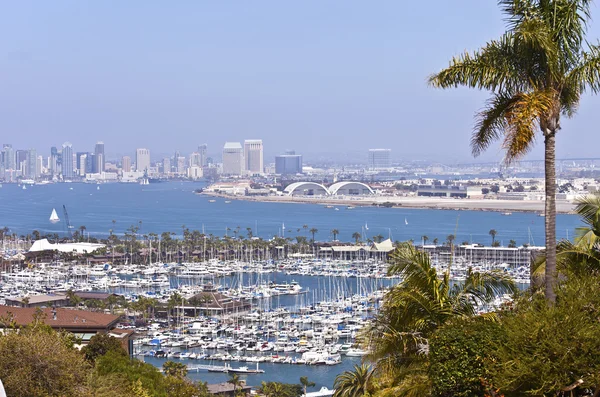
[29, 239, 105, 254]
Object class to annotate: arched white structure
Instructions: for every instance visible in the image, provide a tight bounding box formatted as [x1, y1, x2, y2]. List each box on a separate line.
[328, 181, 374, 195]
[284, 182, 330, 196]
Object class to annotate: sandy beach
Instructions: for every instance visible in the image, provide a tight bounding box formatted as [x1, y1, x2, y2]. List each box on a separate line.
[201, 192, 576, 214]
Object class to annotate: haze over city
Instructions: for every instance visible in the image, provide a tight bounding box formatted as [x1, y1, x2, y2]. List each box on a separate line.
[2, 1, 600, 162]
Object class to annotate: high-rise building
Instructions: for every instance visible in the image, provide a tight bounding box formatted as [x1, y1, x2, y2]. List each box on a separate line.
[16, 150, 28, 176]
[275, 153, 303, 175]
[198, 144, 208, 167]
[94, 141, 105, 173]
[61, 142, 74, 178]
[50, 146, 59, 177]
[368, 149, 391, 170]
[27, 149, 38, 179]
[136, 148, 151, 173]
[222, 142, 243, 176]
[3, 144, 15, 171]
[122, 156, 132, 172]
[76, 152, 90, 176]
[189, 152, 202, 167]
[162, 157, 171, 174]
[244, 139, 263, 175]
[177, 156, 186, 175]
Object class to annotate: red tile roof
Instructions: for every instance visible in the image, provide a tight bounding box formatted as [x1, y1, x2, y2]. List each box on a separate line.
[0, 305, 120, 330]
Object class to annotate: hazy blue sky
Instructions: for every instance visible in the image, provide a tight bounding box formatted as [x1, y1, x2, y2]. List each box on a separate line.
[1, 1, 599, 162]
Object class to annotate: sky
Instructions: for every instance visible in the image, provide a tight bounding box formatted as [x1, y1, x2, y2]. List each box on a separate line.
[1, 1, 600, 163]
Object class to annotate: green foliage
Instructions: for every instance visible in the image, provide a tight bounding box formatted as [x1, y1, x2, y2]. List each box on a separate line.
[259, 381, 302, 397]
[493, 276, 600, 396]
[162, 360, 188, 378]
[82, 334, 127, 363]
[429, 318, 505, 397]
[94, 351, 166, 396]
[333, 364, 374, 397]
[0, 326, 90, 397]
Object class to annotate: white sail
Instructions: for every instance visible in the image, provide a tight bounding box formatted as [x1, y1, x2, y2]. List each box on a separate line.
[405, 218, 408, 225]
[49, 208, 60, 223]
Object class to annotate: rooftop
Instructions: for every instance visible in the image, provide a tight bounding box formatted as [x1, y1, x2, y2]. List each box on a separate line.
[0, 306, 121, 330]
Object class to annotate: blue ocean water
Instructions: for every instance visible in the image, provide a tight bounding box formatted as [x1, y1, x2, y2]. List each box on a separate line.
[0, 181, 580, 245]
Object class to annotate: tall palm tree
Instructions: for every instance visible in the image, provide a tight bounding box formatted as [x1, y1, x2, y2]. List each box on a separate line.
[364, 242, 516, 395]
[300, 376, 315, 396]
[429, 0, 600, 304]
[421, 235, 429, 245]
[489, 229, 498, 245]
[309, 228, 318, 244]
[331, 229, 340, 241]
[333, 364, 374, 397]
[227, 373, 243, 396]
[352, 232, 361, 244]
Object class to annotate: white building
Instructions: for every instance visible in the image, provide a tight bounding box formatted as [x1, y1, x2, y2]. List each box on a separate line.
[136, 148, 150, 173]
[222, 142, 243, 176]
[244, 139, 263, 175]
[187, 166, 203, 180]
[368, 149, 391, 170]
[121, 156, 132, 172]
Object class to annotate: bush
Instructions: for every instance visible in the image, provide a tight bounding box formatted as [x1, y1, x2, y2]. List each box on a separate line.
[429, 318, 505, 397]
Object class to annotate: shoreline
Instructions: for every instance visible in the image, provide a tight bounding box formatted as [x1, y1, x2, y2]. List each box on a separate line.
[200, 192, 576, 214]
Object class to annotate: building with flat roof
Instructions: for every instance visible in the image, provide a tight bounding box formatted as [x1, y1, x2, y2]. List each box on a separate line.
[136, 148, 150, 173]
[121, 156, 132, 172]
[275, 154, 302, 175]
[222, 142, 243, 176]
[61, 142, 74, 178]
[368, 149, 391, 170]
[244, 139, 263, 175]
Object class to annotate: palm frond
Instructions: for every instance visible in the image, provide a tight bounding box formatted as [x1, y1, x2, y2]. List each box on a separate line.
[502, 89, 555, 162]
[428, 33, 526, 92]
[567, 43, 600, 93]
[471, 93, 515, 157]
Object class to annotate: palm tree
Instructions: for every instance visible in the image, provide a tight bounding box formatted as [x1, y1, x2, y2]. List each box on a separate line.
[421, 235, 429, 245]
[352, 232, 361, 244]
[364, 242, 516, 395]
[331, 229, 340, 241]
[430, 0, 600, 304]
[432, 237, 438, 246]
[489, 229, 497, 245]
[300, 376, 315, 396]
[333, 364, 374, 397]
[227, 373, 243, 396]
[309, 228, 318, 244]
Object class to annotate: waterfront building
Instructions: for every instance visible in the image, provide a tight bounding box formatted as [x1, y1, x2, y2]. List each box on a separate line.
[27, 149, 38, 179]
[187, 166, 203, 180]
[61, 142, 74, 179]
[2, 144, 15, 172]
[177, 156, 186, 175]
[198, 144, 208, 166]
[222, 142, 243, 176]
[283, 181, 329, 196]
[328, 181, 374, 195]
[244, 139, 263, 175]
[136, 148, 150, 173]
[94, 141, 105, 173]
[121, 156, 132, 172]
[76, 152, 89, 176]
[162, 157, 171, 175]
[368, 149, 391, 170]
[275, 153, 302, 175]
[189, 152, 202, 167]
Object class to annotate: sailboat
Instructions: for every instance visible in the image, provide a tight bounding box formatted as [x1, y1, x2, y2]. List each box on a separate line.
[405, 218, 408, 225]
[49, 208, 60, 224]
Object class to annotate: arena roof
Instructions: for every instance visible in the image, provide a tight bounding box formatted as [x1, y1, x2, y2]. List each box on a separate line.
[283, 182, 330, 196]
[328, 181, 375, 195]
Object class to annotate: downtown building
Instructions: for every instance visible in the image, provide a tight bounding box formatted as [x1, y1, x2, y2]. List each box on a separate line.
[368, 149, 391, 170]
[136, 148, 151, 173]
[61, 142, 74, 179]
[244, 139, 263, 175]
[275, 151, 302, 175]
[222, 142, 243, 176]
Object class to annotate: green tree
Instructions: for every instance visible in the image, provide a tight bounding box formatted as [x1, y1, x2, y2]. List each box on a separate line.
[489, 229, 497, 245]
[421, 235, 429, 245]
[162, 360, 187, 378]
[300, 376, 315, 396]
[333, 364, 374, 397]
[331, 229, 340, 241]
[352, 232, 361, 244]
[508, 239, 517, 248]
[430, 0, 600, 304]
[82, 334, 126, 363]
[227, 373, 243, 396]
[309, 228, 318, 244]
[364, 242, 516, 395]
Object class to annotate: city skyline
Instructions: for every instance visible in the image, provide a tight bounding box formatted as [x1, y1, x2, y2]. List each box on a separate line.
[3, 2, 600, 162]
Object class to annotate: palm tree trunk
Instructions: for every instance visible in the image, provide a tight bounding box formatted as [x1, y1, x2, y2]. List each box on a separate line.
[544, 130, 557, 304]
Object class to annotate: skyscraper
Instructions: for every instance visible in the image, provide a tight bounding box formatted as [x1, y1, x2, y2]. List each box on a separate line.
[122, 156, 132, 172]
[94, 141, 105, 173]
[189, 152, 202, 167]
[368, 149, 391, 170]
[222, 142, 243, 176]
[50, 146, 59, 177]
[162, 157, 171, 174]
[76, 152, 90, 176]
[61, 142, 74, 178]
[136, 148, 150, 173]
[16, 150, 28, 175]
[244, 139, 263, 175]
[27, 149, 38, 179]
[2, 144, 15, 171]
[177, 156, 186, 175]
[198, 144, 208, 167]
